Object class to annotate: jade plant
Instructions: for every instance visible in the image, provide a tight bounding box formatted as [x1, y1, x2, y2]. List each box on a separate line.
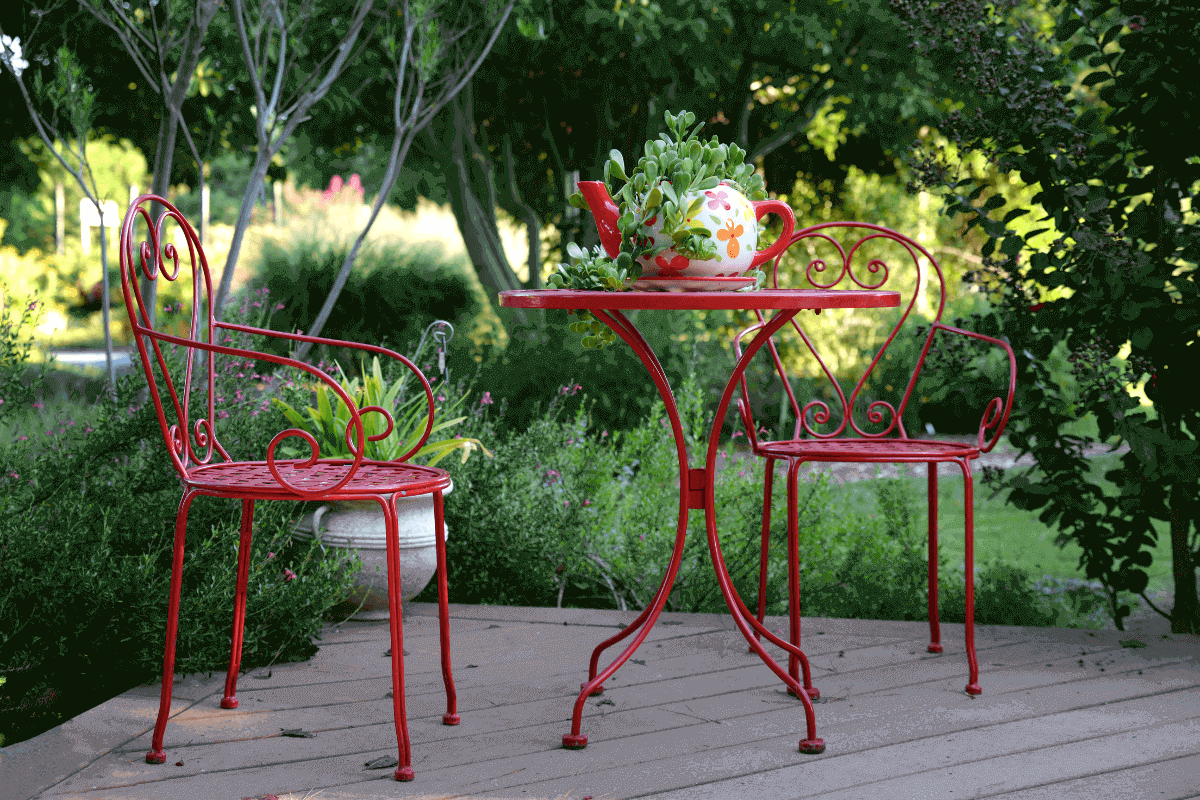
[549, 109, 768, 347]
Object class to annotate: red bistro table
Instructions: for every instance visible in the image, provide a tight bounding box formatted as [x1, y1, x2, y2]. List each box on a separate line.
[500, 288, 900, 754]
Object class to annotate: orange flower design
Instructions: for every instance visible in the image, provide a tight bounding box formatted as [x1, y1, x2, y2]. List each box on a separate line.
[716, 218, 743, 258]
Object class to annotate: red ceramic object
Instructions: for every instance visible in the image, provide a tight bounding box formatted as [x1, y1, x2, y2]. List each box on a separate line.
[577, 180, 795, 278]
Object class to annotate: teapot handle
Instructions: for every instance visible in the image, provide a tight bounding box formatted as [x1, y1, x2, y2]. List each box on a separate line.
[749, 199, 796, 269]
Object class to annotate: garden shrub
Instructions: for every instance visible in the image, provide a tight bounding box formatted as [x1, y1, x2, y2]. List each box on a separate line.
[0, 290, 357, 748]
[253, 233, 487, 366]
[426, 367, 840, 614]
[476, 310, 737, 439]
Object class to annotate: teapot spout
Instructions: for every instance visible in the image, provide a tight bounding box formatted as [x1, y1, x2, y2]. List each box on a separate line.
[577, 181, 623, 259]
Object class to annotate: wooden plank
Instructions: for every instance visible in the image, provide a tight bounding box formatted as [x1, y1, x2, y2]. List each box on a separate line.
[46, 635, 1192, 797]
[469, 677, 1200, 800]
[982, 751, 1200, 800]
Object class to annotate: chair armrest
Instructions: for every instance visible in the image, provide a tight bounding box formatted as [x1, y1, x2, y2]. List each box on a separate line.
[140, 329, 377, 498]
[214, 321, 437, 463]
[927, 322, 1017, 453]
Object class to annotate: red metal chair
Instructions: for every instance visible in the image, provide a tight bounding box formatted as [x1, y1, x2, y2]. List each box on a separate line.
[733, 222, 1016, 699]
[118, 195, 458, 782]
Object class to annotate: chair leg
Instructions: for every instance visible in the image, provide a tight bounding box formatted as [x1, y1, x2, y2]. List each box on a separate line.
[146, 490, 197, 765]
[751, 456, 775, 651]
[383, 495, 415, 781]
[962, 463, 982, 695]
[786, 459, 818, 700]
[222, 499, 255, 709]
[434, 490, 459, 726]
[926, 464, 942, 654]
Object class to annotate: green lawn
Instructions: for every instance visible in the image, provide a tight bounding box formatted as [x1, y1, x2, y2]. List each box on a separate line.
[839, 454, 1176, 596]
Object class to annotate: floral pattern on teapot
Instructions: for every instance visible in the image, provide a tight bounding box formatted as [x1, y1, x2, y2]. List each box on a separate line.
[639, 181, 761, 279]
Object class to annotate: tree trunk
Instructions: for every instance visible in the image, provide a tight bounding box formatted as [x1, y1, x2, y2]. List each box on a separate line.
[1168, 458, 1199, 634]
[213, 154, 273, 319]
[439, 92, 528, 327]
[503, 134, 541, 289]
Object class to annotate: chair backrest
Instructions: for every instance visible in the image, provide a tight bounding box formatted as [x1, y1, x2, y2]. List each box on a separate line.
[737, 222, 949, 444]
[119, 194, 233, 478]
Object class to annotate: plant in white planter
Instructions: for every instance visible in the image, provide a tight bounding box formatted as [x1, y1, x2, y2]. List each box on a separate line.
[275, 348, 490, 618]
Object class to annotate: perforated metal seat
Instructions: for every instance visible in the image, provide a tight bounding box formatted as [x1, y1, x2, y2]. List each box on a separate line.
[119, 194, 458, 783]
[187, 459, 451, 497]
[753, 437, 980, 462]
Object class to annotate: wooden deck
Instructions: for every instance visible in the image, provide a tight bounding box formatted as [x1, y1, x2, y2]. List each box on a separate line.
[6, 603, 1200, 800]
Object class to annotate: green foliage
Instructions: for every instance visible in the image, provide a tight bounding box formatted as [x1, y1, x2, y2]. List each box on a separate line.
[555, 108, 767, 280]
[0, 289, 45, 423]
[0, 290, 357, 748]
[900, 0, 1200, 631]
[273, 353, 490, 467]
[253, 234, 486, 364]
[474, 308, 736, 438]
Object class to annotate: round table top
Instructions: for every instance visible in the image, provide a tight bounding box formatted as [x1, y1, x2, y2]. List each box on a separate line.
[499, 288, 900, 311]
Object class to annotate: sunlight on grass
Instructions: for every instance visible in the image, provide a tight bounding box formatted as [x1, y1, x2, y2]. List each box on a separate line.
[842, 458, 1175, 596]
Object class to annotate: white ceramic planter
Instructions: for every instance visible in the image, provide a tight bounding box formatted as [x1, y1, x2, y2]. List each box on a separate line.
[292, 482, 451, 620]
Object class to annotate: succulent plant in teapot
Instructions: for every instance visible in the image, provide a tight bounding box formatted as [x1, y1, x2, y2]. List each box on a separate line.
[551, 109, 795, 298]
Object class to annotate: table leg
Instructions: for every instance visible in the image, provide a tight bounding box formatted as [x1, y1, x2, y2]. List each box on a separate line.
[702, 308, 826, 754]
[559, 308, 694, 750]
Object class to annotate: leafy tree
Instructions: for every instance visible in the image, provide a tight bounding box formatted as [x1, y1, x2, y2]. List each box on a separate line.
[211, 0, 380, 319]
[78, 0, 222, 325]
[0, 35, 120, 390]
[293, 0, 519, 359]
[421, 0, 951, 309]
[896, 0, 1199, 631]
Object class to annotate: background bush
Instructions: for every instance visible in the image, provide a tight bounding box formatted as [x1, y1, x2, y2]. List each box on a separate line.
[253, 234, 488, 367]
[0, 291, 358, 748]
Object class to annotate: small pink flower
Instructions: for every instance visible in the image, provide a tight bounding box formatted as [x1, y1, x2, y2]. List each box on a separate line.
[480, 391, 494, 406]
[283, 568, 296, 582]
[564, 500, 570, 507]
[275, 303, 285, 310]
[601, 431, 608, 438]
[639, 534, 646, 541]
[583, 499, 591, 506]
[732, 430, 743, 438]
[267, 552, 275, 559]
[32, 402, 44, 409]
[705, 189, 731, 211]
[437, 394, 446, 402]
[738, 470, 746, 478]
[17, 436, 27, 441]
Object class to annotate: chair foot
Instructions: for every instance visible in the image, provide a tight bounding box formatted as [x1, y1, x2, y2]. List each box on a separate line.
[442, 713, 460, 726]
[145, 750, 166, 764]
[562, 733, 588, 749]
[582, 681, 603, 696]
[927, 643, 943, 654]
[394, 766, 415, 782]
[220, 696, 239, 709]
[787, 685, 820, 701]
[965, 683, 982, 696]
[799, 738, 826, 754]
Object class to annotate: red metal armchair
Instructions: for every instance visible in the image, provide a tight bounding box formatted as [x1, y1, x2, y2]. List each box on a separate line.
[734, 222, 1016, 698]
[118, 195, 457, 782]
